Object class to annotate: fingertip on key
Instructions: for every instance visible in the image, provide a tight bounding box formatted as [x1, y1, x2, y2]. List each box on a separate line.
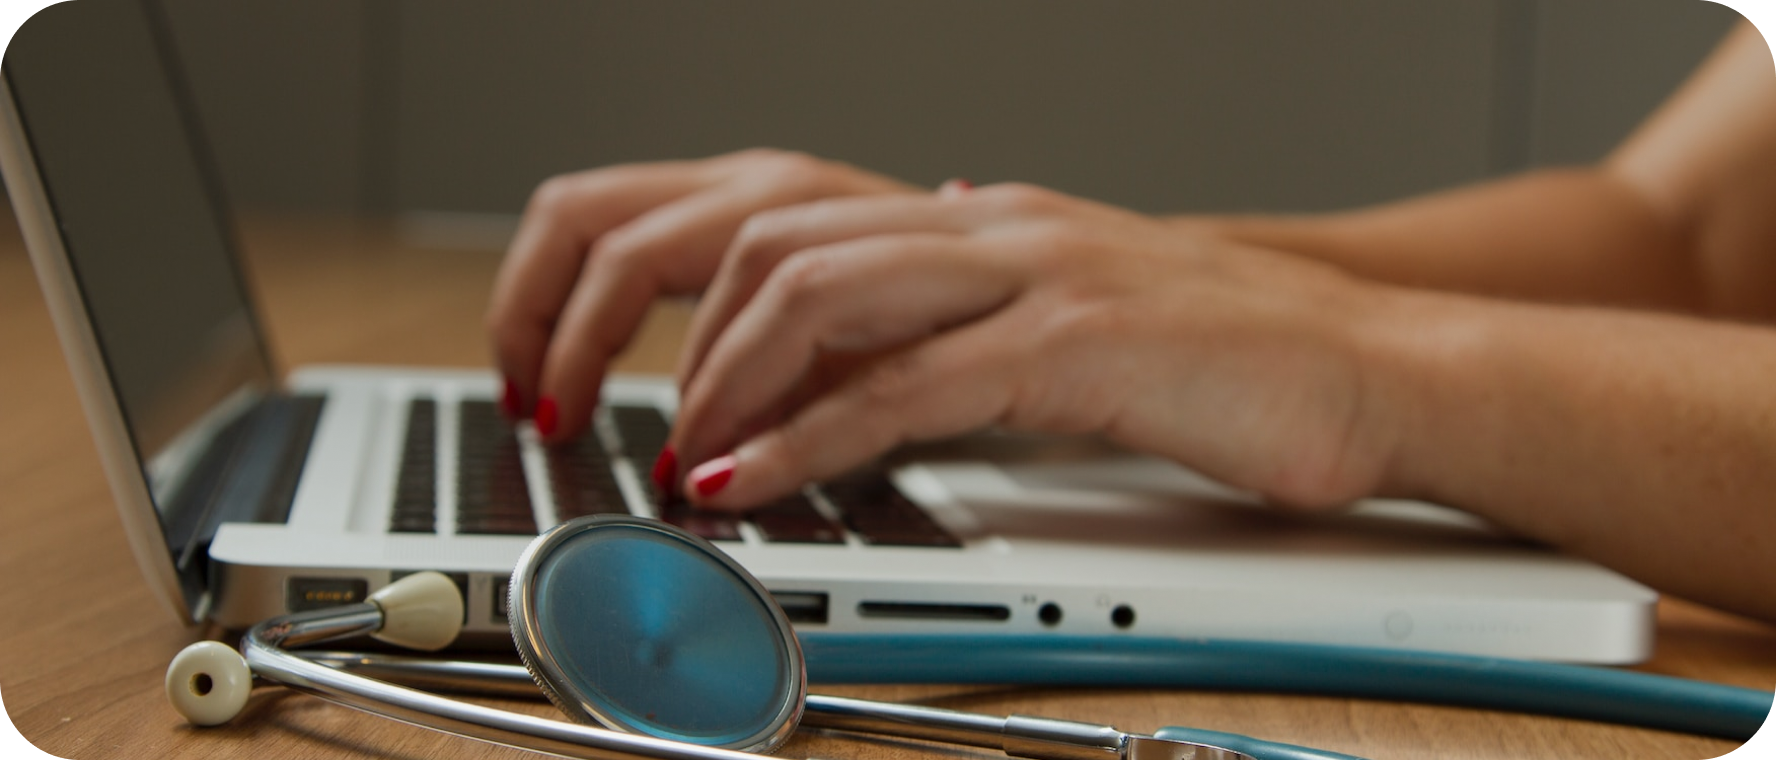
[689, 454, 737, 499]
[534, 396, 559, 438]
[651, 446, 679, 496]
[500, 378, 522, 418]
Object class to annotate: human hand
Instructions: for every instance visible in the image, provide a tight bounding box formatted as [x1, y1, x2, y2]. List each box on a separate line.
[664, 183, 1409, 511]
[487, 149, 918, 442]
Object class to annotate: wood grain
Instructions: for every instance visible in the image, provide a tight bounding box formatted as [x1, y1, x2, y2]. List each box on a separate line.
[0, 214, 1768, 760]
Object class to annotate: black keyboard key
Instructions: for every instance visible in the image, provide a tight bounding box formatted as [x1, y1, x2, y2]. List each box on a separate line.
[609, 404, 671, 461]
[390, 399, 438, 533]
[456, 400, 537, 535]
[749, 493, 845, 544]
[659, 499, 743, 542]
[456, 516, 543, 535]
[821, 470, 961, 548]
[545, 439, 630, 520]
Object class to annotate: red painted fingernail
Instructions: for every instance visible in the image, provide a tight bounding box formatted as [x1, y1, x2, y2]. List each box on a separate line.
[500, 378, 521, 418]
[534, 396, 559, 437]
[651, 446, 678, 495]
[689, 455, 736, 498]
[951, 177, 973, 191]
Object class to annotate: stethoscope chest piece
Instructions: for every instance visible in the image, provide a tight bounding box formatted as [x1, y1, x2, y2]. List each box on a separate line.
[508, 515, 806, 753]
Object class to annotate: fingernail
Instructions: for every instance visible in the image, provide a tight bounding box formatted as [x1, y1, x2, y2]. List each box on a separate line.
[500, 378, 521, 418]
[651, 446, 678, 495]
[939, 177, 973, 197]
[689, 455, 737, 499]
[535, 396, 559, 437]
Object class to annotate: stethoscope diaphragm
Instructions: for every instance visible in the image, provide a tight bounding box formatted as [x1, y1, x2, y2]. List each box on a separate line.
[508, 515, 806, 753]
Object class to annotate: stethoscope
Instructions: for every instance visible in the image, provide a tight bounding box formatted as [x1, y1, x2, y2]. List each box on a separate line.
[164, 515, 1772, 760]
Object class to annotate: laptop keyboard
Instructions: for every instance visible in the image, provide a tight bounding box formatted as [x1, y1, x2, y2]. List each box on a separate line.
[390, 399, 438, 533]
[390, 397, 960, 547]
[455, 401, 537, 535]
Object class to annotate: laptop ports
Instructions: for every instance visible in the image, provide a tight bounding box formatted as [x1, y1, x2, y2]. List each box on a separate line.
[771, 591, 830, 625]
[286, 577, 368, 612]
[857, 601, 1011, 622]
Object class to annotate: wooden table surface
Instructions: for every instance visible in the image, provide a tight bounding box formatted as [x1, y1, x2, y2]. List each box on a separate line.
[2, 213, 1772, 760]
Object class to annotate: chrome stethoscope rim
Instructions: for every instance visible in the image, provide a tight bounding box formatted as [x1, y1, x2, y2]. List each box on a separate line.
[508, 515, 807, 755]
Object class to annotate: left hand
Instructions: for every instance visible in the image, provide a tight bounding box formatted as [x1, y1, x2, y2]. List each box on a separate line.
[666, 183, 1410, 511]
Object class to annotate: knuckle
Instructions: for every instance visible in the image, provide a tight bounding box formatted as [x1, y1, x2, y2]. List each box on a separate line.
[483, 308, 512, 344]
[589, 231, 658, 282]
[729, 209, 797, 272]
[857, 351, 928, 406]
[1035, 298, 1124, 350]
[526, 173, 585, 216]
[487, 316, 542, 370]
[527, 164, 653, 217]
[767, 252, 841, 312]
[758, 151, 833, 192]
[488, 305, 540, 343]
[763, 421, 819, 476]
[730, 146, 795, 164]
[982, 182, 1062, 215]
[1005, 223, 1090, 272]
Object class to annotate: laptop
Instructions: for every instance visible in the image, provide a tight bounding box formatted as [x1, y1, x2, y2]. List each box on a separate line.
[2, 0, 1655, 663]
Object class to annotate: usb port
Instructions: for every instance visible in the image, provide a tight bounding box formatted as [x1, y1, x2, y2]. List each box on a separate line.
[771, 591, 829, 624]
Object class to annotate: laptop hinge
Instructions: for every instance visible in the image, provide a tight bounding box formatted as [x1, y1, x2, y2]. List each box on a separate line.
[167, 393, 327, 575]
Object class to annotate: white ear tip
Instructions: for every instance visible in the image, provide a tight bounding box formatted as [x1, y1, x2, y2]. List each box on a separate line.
[368, 571, 464, 651]
[165, 641, 252, 726]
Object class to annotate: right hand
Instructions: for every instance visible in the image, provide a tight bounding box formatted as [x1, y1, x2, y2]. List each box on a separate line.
[659, 183, 1402, 512]
[486, 149, 918, 443]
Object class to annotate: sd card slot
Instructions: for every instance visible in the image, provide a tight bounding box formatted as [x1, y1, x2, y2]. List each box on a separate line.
[857, 601, 1010, 622]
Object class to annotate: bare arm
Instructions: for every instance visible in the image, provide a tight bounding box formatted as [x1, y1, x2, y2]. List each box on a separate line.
[1367, 289, 1776, 621]
[1191, 22, 1776, 321]
[1277, 22, 1776, 620]
[1183, 23, 1776, 620]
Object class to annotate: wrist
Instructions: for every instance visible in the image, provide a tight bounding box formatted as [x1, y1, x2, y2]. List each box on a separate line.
[1339, 282, 1491, 503]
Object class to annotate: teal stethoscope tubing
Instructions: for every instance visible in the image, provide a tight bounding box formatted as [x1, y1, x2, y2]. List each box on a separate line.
[800, 634, 1773, 741]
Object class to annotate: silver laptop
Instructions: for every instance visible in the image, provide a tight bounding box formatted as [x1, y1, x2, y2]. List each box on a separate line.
[2, 0, 1655, 663]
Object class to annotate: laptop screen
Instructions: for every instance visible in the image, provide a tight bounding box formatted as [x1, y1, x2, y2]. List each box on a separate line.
[4, 0, 275, 465]
[4, 0, 284, 615]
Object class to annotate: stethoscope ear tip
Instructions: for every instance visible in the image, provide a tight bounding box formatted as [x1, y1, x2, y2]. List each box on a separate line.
[165, 640, 252, 727]
[368, 571, 465, 652]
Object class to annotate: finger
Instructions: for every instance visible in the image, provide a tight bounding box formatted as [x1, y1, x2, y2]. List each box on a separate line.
[676, 192, 986, 393]
[533, 179, 846, 442]
[489, 148, 829, 412]
[684, 314, 1023, 509]
[488, 163, 712, 414]
[673, 233, 1019, 472]
[937, 177, 974, 198]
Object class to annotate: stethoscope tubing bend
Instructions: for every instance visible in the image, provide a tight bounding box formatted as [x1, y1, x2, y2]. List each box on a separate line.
[797, 634, 1773, 741]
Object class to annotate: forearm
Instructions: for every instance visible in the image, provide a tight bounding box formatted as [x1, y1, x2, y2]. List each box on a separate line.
[1367, 288, 1776, 621]
[1183, 168, 1705, 312]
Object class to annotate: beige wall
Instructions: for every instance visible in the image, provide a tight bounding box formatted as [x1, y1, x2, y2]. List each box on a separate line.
[161, 0, 1742, 218]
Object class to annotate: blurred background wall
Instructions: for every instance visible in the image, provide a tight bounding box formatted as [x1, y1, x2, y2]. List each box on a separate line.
[156, 0, 1743, 233]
